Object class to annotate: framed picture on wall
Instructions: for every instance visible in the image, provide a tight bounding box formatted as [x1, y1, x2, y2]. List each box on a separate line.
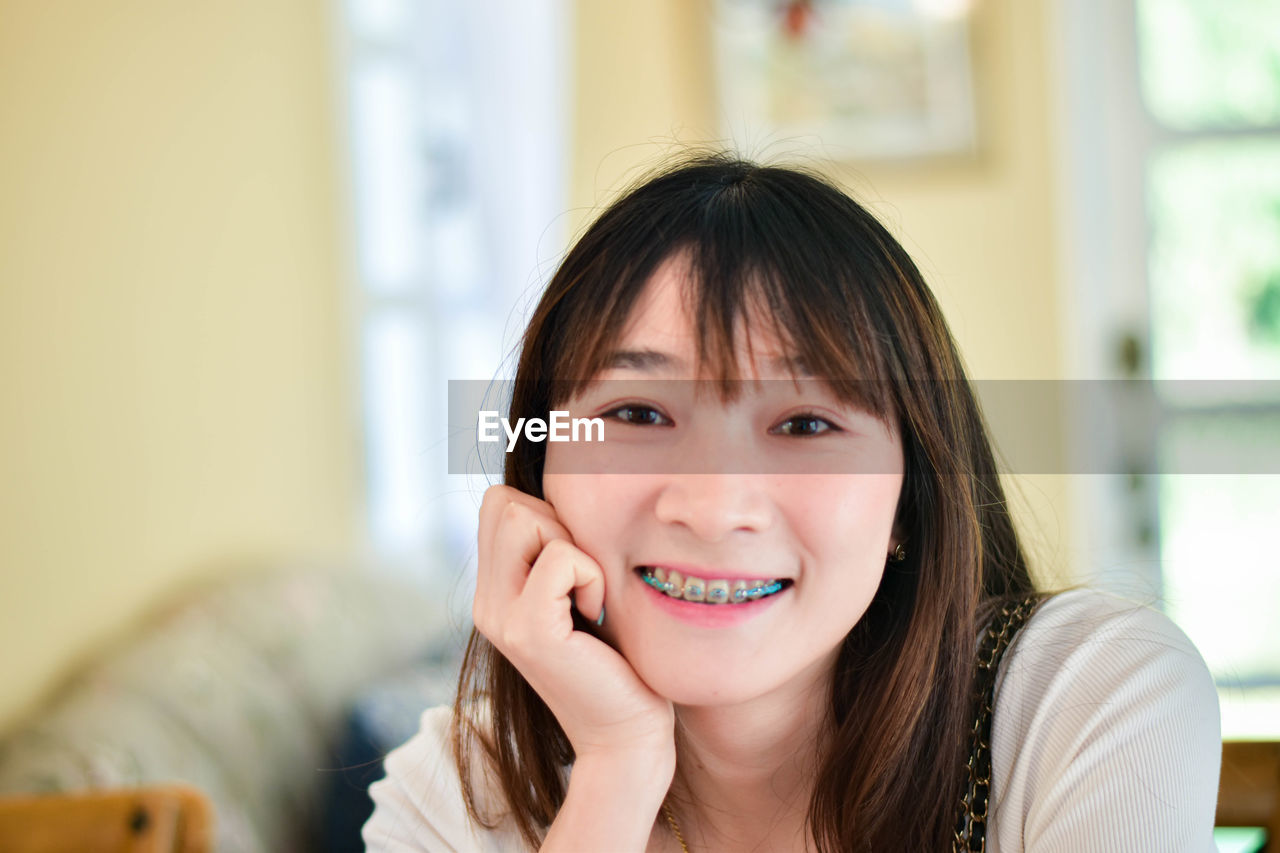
[713, 0, 978, 160]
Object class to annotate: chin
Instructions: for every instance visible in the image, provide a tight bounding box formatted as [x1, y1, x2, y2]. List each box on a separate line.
[626, 650, 796, 709]
[658, 676, 771, 708]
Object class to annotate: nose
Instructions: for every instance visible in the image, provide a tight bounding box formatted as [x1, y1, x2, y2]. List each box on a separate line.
[653, 474, 773, 542]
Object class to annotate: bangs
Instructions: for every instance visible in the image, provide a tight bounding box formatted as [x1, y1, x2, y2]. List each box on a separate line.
[541, 158, 900, 422]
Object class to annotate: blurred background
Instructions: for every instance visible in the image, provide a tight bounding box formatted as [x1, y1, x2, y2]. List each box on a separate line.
[1, 0, 1277, 842]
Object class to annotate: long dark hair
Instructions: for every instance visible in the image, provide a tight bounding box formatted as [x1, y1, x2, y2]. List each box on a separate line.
[453, 153, 1038, 851]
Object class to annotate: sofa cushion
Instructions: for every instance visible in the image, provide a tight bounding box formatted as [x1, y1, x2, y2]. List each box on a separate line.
[0, 565, 450, 852]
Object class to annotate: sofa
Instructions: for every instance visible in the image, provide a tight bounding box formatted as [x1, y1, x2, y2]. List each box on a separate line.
[0, 566, 463, 852]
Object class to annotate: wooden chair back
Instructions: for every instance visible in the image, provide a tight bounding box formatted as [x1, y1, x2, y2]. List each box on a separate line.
[1217, 740, 1280, 847]
[0, 785, 212, 853]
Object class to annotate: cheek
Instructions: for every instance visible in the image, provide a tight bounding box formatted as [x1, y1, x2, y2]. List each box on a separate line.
[541, 473, 594, 532]
[795, 472, 902, 516]
[785, 474, 903, 557]
[791, 476, 902, 636]
[540, 473, 639, 555]
[542, 445, 595, 526]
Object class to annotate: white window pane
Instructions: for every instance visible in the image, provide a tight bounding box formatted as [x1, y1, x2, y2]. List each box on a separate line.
[429, 200, 483, 298]
[351, 60, 423, 293]
[1137, 0, 1280, 129]
[346, 0, 411, 41]
[1159, 469, 1280, 737]
[1148, 141, 1280, 385]
[362, 312, 432, 554]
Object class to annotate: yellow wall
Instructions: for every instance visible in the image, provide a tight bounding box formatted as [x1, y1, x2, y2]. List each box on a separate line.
[0, 2, 358, 733]
[570, 0, 1074, 583]
[0, 0, 1075, 735]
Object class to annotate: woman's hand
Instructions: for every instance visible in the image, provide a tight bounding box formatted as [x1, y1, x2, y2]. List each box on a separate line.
[474, 484, 677, 767]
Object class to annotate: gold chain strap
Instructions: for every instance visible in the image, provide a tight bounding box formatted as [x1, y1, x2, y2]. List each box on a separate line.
[661, 803, 690, 853]
[953, 594, 1042, 853]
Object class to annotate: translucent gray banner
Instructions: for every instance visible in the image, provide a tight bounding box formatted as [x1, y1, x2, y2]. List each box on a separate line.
[447, 380, 1280, 475]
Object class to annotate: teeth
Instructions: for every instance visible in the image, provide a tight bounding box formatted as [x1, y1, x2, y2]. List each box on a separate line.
[705, 579, 731, 604]
[640, 568, 784, 604]
[681, 577, 706, 602]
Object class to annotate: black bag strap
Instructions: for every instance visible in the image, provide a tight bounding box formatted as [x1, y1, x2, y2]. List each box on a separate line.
[953, 594, 1043, 853]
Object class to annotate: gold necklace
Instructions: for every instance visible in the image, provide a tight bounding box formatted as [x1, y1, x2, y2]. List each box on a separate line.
[660, 803, 690, 853]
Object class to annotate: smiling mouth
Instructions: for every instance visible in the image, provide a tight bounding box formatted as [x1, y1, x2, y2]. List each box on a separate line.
[635, 566, 792, 604]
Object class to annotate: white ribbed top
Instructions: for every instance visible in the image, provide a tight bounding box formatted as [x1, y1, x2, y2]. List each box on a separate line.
[363, 589, 1222, 852]
[987, 589, 1221, 852]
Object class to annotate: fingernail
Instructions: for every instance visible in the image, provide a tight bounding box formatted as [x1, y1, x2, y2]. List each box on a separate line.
[595, 604, 605, 626]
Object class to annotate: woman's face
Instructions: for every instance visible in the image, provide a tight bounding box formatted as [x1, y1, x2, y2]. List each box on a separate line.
[542, 254, 905, 707]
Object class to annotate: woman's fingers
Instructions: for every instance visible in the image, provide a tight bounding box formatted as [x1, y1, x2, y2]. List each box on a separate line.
[477, 484, 559, 558]
[517, 538, 606, 635]
[475, 485, 578, 636]
[483, 499, 570, 597]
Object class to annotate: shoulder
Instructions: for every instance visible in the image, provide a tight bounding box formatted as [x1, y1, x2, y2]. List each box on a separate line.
[988, 589, 1222, 852]
[362, 704, 530, 853]
[999, 587, 1218, 691]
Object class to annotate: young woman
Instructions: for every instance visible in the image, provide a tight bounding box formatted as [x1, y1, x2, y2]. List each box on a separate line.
[363, 155, 1221, 852]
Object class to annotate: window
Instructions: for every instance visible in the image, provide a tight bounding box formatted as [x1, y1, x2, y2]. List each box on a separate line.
[1054, 0, 1280, 739]
[336, 0, 569, 588]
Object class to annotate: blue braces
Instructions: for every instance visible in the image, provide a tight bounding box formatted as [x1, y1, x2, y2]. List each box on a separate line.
[640, 571, 783, 602]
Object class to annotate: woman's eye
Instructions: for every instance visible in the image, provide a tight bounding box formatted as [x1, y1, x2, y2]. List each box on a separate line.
[772, 414, 838, 436]
[605, 405, 671, 426]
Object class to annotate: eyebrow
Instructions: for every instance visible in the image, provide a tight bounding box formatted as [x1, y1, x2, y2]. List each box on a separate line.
[600, 349, 814, 377]
[601, 349, 686, 372]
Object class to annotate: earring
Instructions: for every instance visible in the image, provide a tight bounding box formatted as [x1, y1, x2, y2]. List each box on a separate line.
[890, 543, 907, 562]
